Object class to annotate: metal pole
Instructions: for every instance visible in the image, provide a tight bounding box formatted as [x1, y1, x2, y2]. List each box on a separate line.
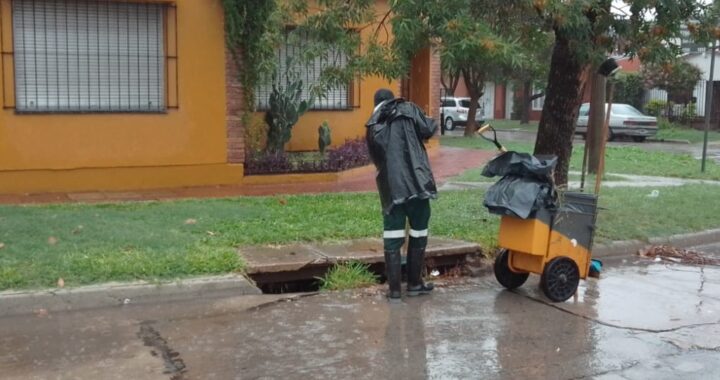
[440, 87, 446, 136]
[595, 83, 615, 195]
[702, 39, 717, 173]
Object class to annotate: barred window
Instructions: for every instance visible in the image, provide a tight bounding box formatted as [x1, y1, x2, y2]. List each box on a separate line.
[12, 0, 165, 113]
[256, 32, 351, 111]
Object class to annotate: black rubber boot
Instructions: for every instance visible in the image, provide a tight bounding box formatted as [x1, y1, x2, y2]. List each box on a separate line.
[384, 250, 402, 301]
[407, 247, 434, 296]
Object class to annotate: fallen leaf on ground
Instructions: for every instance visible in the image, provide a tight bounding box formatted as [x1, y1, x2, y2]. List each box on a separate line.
[184, 218, 197, 225]
[48, 237, 58, 245]
[278, 198, 287, 205]
[34, 309, 49, 318]
[57, 278, 65, 288]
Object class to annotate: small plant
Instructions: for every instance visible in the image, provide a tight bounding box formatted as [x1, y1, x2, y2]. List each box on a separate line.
[317, 261, 379, 291]
[325, 138, 370, 171]
[644, 99, 667, 117]
[318, 121, 332, 155]
[657, 118, 680, 131]
[265, 75, 312, 153]
[678, 102, 697, 126]
[245, 118, 269, 155]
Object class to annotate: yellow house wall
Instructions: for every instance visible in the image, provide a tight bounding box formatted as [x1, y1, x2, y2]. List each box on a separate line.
[270, 0, 400, 152]
[0, 0, 242, 193]
[286, 75, 400, 152]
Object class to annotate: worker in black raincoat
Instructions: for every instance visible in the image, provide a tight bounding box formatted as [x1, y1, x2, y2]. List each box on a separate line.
[366, 89, 438, 301]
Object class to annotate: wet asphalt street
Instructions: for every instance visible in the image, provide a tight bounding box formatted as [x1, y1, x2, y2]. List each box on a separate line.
[2, 248, 720, 380]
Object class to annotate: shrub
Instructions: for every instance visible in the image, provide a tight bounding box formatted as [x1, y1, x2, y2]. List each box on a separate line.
[645, 99, 667, 117]
[325, 138, 370, 171]
[244, 152, 293, 175]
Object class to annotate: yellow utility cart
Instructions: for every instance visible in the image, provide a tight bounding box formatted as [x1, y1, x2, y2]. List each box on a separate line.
[493, 192, 598, 302]
[476, 123, 599, 302]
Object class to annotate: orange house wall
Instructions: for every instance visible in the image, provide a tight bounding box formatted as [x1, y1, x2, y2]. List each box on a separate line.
[0, 0, 242, 193]
[278, 1, 399, 152]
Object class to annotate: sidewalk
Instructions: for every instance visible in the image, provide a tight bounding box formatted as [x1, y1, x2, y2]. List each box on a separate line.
[0, 146, 494, 205]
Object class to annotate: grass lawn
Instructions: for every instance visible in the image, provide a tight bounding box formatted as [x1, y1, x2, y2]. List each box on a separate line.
[655, 123, 720, 144]
[2, 183, 719, 290]
[441, 136, 720, 180]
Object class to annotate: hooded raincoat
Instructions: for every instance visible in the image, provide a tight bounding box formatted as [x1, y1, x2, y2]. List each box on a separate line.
[365, 99, 438, 215]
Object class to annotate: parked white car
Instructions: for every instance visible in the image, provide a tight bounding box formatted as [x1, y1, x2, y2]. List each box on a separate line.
[440, 96, 485, 131]
[576, 103, 658, 142]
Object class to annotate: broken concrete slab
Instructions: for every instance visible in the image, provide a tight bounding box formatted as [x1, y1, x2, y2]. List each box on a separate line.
[240, 244, 327, 274]
[240, 238, 482, 277]
[312, 239, 384, 264]
[426, 237, 482, 257]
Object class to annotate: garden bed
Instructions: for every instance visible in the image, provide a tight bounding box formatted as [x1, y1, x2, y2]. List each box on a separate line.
[245, 138, 370, 176]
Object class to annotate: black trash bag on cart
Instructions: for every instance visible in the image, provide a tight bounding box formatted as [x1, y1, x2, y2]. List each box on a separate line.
[482, 151, 558, 219]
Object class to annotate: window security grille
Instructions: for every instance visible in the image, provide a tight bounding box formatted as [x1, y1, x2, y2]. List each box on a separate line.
[12, 0, 164, 113]
[256, 32, 350, 111]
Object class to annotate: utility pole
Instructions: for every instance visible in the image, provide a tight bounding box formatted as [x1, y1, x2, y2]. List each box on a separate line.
[702, 39, 717, 173]
[588, 73, 607, 173]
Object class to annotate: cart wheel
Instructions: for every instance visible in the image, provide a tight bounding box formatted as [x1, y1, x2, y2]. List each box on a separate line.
[540, 257, 580, 302]
[494, 249, 529, 289]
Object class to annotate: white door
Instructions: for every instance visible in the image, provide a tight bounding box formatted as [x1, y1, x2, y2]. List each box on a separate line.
[480, 82, 495, 120]
[505, 85, 514, 120]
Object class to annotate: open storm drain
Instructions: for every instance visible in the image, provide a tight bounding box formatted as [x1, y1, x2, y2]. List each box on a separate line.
[249, 256, 471, 294]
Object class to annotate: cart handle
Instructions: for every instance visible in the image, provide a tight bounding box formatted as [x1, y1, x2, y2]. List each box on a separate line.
[476, 123, 507, 152]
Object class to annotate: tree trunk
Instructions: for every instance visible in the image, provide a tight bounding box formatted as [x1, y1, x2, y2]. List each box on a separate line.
[463, 70, 484, 136]
[534, 34, 588, 186]
[521, 81, 531, 124]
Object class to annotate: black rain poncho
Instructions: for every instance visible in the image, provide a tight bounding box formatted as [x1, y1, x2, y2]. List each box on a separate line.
[365, 99, 438, 215]
[482, 151, 558, 219]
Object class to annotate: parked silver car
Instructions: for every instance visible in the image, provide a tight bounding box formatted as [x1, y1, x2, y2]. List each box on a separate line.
[576, 103, 658, 142]
[440, 96, 485, 131]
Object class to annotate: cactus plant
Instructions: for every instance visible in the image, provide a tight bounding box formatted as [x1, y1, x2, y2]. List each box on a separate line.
[265, 78, 311, 153]
[318, 121, 332, 155]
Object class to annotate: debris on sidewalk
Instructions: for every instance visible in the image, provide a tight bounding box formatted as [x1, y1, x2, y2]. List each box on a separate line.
[588, 259, 603, 278]
[638, 245, 719, 266]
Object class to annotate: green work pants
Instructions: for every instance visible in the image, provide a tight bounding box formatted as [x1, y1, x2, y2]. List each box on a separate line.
[383, 199, 431, 251]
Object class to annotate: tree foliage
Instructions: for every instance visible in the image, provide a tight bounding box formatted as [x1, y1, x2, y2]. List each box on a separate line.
[641, 61, 702, 104]
[532, 0, 709, 185]
[391, 0, 544, 134]
[222, 0, 282, 117]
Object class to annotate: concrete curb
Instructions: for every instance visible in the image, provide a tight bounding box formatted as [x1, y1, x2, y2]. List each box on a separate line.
[0, 274, 260, 318]
[592, 228, 720, 259]
[647, 138, 691, 145]
[2, 229, 717, 317]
